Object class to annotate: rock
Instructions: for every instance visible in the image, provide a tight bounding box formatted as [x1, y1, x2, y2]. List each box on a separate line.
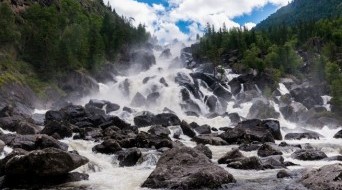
[257, 143, 283, 157]
[206, 95, 218, 113]
[291, 149, 327, 160]
[130, 49, 156, 71]
[285, 132, 320, 140]
[261, 120, 282, 140]
[234, 120, 276, 143]
[41, 121, 73, 139]
[260, 155, 286, 169]
[4, 148, 88, 176]
[277, 170, 291, 178]
[218, 149, 244, 164]
[0, 105, 14, 118]
[154, 113, 181, 127]
[180, 120, 196, 138]
[131, 92, 146, 107]
[193, 134, 228, 146]
[0, 116, 23, 132]
[147, 92, 160, 105]
[238, 143, 261, 151]
[134, 111, 155, 127]
[247, 99, 280, 119]
[141, 147, 235, 189]
[228, 113, 240, 123]
[159, 77, 169, 87]
[148, 125, 171, 137]
[219, 128, 245, 144]
[190, 122, 211, 134]
[194, 144, 212, 159]
[16, 121, 40, 135]
[105, 102, 120, 113]
[87, 99, 106, 109]
[135, 132, 173, 149]
[160, 48, 172, 59]
[228, 78, 241, 95]
[333, 130, 342, 138]
[300, 163, 342, 190]
[211, 83, 232, 101]
[116, 148, 142, 167]
[0, 140, 5, 152]
[227, 156, 263, 170]
[45, 110, 65, 123]
[92, 139, 122, 154]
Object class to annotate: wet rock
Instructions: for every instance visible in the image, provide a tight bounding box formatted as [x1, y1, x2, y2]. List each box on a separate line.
[154, 113, 181, 127]
[247, 99, 280, 119]
[334, 130, 342, 139]
[87, 99, 106, 109]
[219, 128, 245, 144]
[148, 125, 171, 137]
[135, 132, 173, 149]
[212, 83, 232, 101]
[159, 77, 168, 87]
[228, 113, 240, 123]
[134, 111, 155, 127]
[92, 139, 122, 154]
[0, 116, 24, 132]
[260, 155, 286, 169]
[45, 110, 65, 123]
[206, 95, 218, 113]
[0, 140, 5, 152]
[142, 147, 235, 189]
[238, 143, 261, 151]
[300, 163, 342, 190]
[291, 149, 327, 160]
[41, 120, 73, 139]
[277, 170, 291, 178]
[194, 144, 212, 159]
[285, 132, 320, 140]
[130, 49, 156, 71]
[227, 156, 263, 170]
[160, 48, 172, 59]
[261, 120, 282, 140]
[147, 92, 160, 105]
[0, 105, 14, 118]
[131, 92, 147, 107]
[190, 72, 217, 87]
[228, 78, 241, 95]
[218, 149, 244, 164]
[4, 148, 88, 176]
[193, 134, 228, 146]
[16, 121, 41, 135]
[190, 122, 211, 134]
[116, 148, 142, 167]
[257, 143, 283, 157]
[234, 120, 276, 143]
[180, 120, 196, 138]
[105, 102, 120, 113]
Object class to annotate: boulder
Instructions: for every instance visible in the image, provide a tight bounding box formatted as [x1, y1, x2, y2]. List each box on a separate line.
[211, 83, 232, 101]
[228, 113, 240, 123]
[4, 148, 88, 176]
[147, 92, 160, 105]
[227, 156, 263, 170]
[247, 99, 280, 119]
[16, 121, 41, 135]
[45, 110, 65, 123]
[285, 132, 320, 140]
[277, 170, 292, 178]
[260, 155, 286, 169]
[238, 143, 261, 152]
[134, 111, 155, 127]
[193, 134, 228, 146]
[131, 92, 146, 107]
[105, 102, 120, 113]
[333, 130, 342, 139]
[116, 148, 142, 167]
[218, 128, 245, 144]
[154, 113, 181, 127]
[41, 121, 73, 139]
[194, 144, 212, 159]
[180, 120, 196, 138]
[148, 125, 171, 137]
[190, 122, 211, 134]
[92, 139, 122, 154]
[135, 132, 173, 149]
[141, 147, 235, 189]
[291, 149, 327, 160]
[218, 149, 244, 164]
[160, 48, 172, 59]
[257, 143, 283, 157]
[300, 163, 342, 190]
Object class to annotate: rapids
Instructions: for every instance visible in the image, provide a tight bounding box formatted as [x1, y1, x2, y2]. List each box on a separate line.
[23, 43, 341, 190]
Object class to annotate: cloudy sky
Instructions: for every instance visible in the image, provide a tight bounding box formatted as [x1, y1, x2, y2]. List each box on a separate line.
[104, 0, 290, 44]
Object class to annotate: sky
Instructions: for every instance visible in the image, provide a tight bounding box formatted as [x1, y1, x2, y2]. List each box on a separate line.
[104, 0, 291, 44]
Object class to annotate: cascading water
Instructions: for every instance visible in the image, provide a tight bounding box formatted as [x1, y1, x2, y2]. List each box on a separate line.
[22, 43, 341, 190]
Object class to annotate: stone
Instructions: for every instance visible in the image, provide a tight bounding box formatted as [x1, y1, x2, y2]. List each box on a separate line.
[116, 148, 142, 167]
[257, 143, 283, 157]
[291, 149, 328, 160]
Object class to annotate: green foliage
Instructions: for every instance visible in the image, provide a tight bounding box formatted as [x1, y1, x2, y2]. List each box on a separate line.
[0, 3, 19, 44]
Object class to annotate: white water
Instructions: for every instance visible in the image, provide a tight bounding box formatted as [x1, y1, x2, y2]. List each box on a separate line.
[32, 44, 341, 190]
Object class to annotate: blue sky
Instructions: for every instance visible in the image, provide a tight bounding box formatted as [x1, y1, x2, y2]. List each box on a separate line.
[105, 0, 290, 43]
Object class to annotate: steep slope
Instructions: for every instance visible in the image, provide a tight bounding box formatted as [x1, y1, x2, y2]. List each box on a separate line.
[257, 0, 342, 30]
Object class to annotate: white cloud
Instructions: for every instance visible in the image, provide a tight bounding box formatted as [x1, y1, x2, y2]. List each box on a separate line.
[105, 0, 290, 44]
[244, 22, 257, 30]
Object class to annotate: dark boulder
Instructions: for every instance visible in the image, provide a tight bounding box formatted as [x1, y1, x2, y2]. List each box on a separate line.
[142, 147, 235, 189]
[211, 83, 232, 101]
[291, 149, 327, 160]
[333, 130, 342, 139]
[190, 122, 211, 134]
[247, 99, 280, 119]
[235, 120, 276, 143]
[194, 144, 212, 159]
[4, 148, 88, 176]
[260, 155, 286, 169]
[227, 156, 263, 170]
[154, 113, 181, 127]
[219, 128, 245, 144]
[116, 148, 142, 167]
[285, 132, 320, 140]
[134, 111, 155, 127]
[147, 92, 160, 105]
[180, 120, 196, 138]
[148, 125, 171, 137]
[45, 110, 65, 123]
[105, 102, 120, 113]
[41, 121, 73, 139]
[16, 121, 41, 135]
[92, 139, 122, 154]
[228, 78, 241, 95]
[218, 149, 244, 164]
[135, 132, 173, 149]
[300, 163, 342, 190]
[193, 134, 227, 146]
[238, 143, 261, 151]
[257, 143, 283, 157]
[228, 113, 240, 123]
[277, 170, 292, 178]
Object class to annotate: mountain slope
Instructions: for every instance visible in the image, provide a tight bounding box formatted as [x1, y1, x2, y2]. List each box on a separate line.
[257, 0, 342, 30]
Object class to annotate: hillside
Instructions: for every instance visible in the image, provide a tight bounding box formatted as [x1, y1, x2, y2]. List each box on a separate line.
[257, 0, 342, 30]
[0, 0, 150, 111]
